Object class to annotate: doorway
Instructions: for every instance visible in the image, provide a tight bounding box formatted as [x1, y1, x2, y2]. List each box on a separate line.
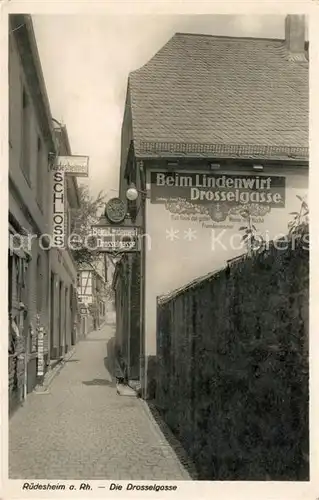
[59, 281, 62, 357]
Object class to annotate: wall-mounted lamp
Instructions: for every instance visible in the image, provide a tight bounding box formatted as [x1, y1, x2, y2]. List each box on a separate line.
[125, 182, 147, 201]
[253, 164, 264, 171]
[210, 163, 221, 170]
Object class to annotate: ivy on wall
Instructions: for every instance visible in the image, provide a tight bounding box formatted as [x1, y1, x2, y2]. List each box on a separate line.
[156, 206, 309, 480]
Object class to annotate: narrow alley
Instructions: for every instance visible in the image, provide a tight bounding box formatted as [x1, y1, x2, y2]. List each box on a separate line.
[7, 13, 309, 487]
[9, 325, 191, 480]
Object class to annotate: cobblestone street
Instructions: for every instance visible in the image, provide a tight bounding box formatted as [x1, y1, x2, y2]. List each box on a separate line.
[9, 325, 191, 480]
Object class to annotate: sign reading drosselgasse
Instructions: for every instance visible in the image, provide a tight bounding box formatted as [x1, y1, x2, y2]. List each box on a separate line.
[150, 172, 286, 207]
[90, 226, 140, 252]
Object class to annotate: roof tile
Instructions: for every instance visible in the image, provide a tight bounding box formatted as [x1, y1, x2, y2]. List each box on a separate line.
[129, 33, 308, 159]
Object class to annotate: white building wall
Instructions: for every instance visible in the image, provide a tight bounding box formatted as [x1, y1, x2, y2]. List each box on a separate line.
[144, 166, 308, 357]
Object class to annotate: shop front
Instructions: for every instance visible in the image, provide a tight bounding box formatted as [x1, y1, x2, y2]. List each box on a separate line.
[8, 223, 31, 414]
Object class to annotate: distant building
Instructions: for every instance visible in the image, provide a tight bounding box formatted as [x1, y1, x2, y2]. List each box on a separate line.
[115, 15, 309, 398]
[8, 14, 81, 412]
[77, 266, 107, 335]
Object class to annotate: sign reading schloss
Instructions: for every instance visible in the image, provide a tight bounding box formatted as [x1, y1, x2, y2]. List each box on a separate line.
[151, 172, 286, 207]
[90, 226, 140, 252]
[52, 171, 65, 248]
[51, 155, 89, 247]
[53, 156, 89, 177]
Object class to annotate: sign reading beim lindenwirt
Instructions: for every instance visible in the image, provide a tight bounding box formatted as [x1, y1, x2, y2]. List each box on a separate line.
[151, 172, 286, 206]
[150, 171, 286, 223]
[90, 226, 140, 252]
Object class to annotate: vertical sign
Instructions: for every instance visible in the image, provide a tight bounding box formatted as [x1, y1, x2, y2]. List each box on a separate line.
[37, 327, 44, 377]
[52, 170, 65, 248]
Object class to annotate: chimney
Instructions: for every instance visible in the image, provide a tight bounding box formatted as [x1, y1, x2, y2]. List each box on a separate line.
[285, 15, 307, 61]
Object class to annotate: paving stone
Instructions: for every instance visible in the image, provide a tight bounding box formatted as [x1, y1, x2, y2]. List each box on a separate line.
[9, 325, 191, 480]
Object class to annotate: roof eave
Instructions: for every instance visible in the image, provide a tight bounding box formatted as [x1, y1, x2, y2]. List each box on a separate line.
[133, 140, 309, 164]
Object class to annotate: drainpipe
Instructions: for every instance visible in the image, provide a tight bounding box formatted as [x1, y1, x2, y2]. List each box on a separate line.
[47, 246, 52, 368]
[138, 161, 147, 398]
[127, 254, 132, 380]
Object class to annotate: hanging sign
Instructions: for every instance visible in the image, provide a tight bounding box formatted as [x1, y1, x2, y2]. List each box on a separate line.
[90, 226, 140, 252]
[51, 171, 65, 248]
[105, 198, 126, 224]
[53, 156, 89, 177]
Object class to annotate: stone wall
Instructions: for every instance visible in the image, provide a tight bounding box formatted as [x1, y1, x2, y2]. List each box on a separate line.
[156, 231, 309, 480]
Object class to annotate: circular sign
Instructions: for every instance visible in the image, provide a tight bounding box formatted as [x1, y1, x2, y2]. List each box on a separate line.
[105, 198, 126, 223]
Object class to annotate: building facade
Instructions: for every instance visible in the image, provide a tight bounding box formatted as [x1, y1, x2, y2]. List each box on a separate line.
[77, 266, 107, 335]
[8, 14, 81, 413]
[49, 124, 81, 361]
[115, 15, 309, 398]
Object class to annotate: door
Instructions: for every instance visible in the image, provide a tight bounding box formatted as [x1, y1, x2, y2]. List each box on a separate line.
[64, 287, 68, 352]
[9, 252, 28, 412]
[59, 281, 62, 357]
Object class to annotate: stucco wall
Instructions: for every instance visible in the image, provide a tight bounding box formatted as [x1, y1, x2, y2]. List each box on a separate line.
[9, 31, 53, 393]
[9, 32, 51, 235]
[144, 165, 308, 357]
[50, 249, 77, 358]
[9, 29, 78, 376]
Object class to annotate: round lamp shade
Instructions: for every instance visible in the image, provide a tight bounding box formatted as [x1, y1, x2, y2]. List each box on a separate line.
[126, 185, 139, 201]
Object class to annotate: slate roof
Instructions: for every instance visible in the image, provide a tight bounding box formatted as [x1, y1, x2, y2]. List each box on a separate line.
[128, 33, 309, 161]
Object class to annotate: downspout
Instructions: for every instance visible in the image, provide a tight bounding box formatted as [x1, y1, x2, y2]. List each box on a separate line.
[138, 160, 147, 397]
[127, 255, 132, 380]
[47, 245, 52, 367]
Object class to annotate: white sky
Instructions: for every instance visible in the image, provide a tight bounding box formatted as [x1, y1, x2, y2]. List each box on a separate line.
[32, 15, 287, 198]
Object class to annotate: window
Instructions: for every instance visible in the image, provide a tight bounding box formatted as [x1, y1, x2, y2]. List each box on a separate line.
[70, 285, 73, 311]
[21, 89, 31, 182]
[36, 136, 43, 209]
